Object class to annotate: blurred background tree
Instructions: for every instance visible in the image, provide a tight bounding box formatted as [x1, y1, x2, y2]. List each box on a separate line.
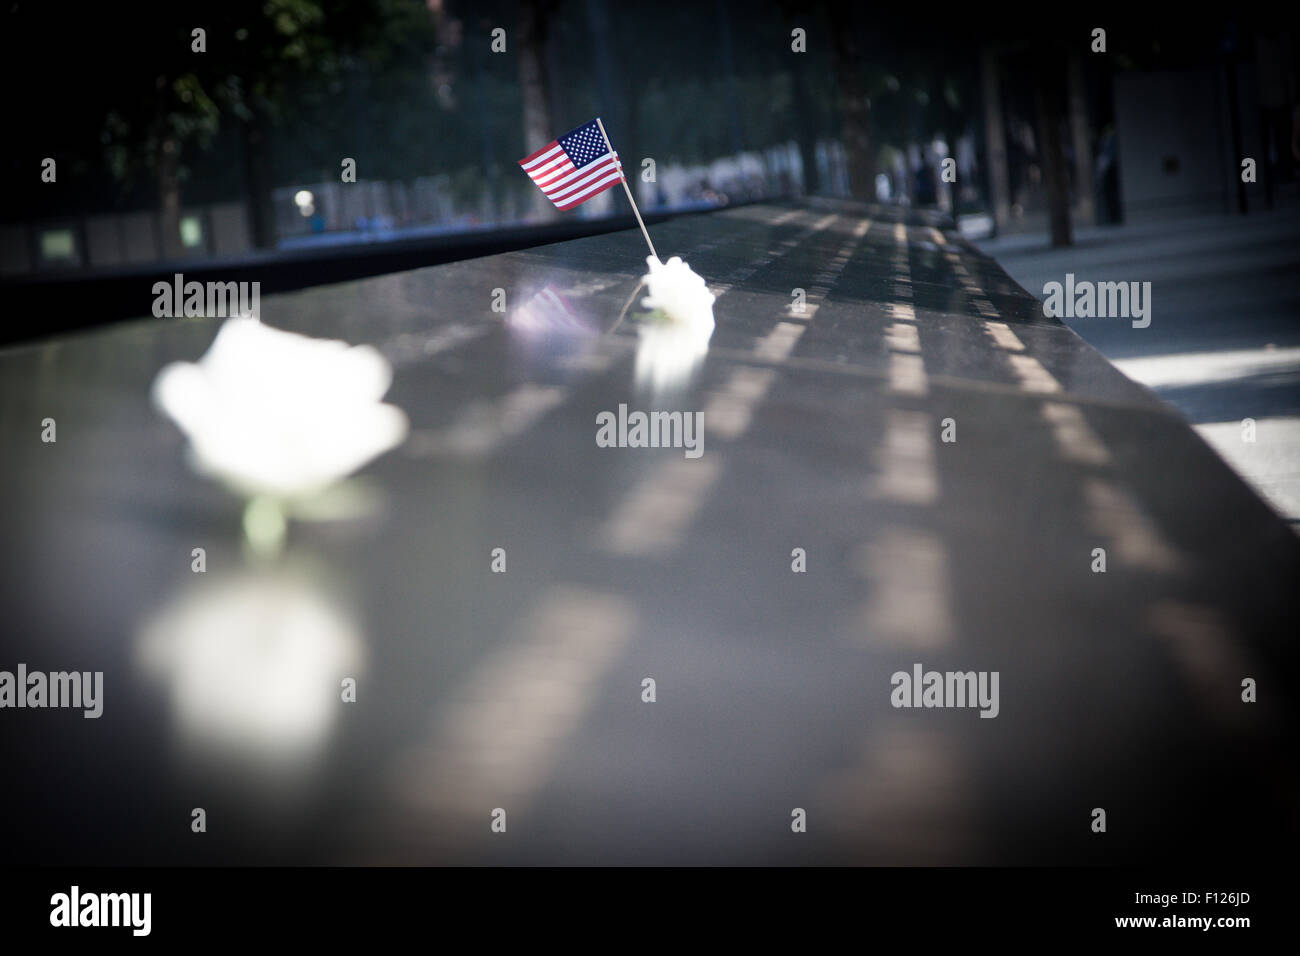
[3, 0, 438, 248]
[8, 0, 1270, 258]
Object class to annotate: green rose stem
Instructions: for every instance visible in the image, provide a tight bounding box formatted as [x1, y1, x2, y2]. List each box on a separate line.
[243, 495, 288, 560]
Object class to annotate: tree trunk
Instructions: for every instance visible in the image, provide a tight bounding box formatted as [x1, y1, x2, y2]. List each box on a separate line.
[828, 8, 874, 200]
[980, 46, 1011, 231]
[625, 85, 643, 205]
[240, 119, 277, 250]
[716, 0, 744, 157]
[1033, 54, 1071, 247]
[518, 1, 559, 221]
[157, 135, 182, 258]
[791, 62, 820, 195]
[1066, 50, 1096, 226]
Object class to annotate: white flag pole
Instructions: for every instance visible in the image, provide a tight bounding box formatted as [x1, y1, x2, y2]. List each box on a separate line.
[595, 116, 658, 262]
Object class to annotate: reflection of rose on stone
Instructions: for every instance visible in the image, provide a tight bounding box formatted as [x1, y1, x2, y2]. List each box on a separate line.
[635, 322, 712, 397]
[136, 568, 363, 777]
[151, 318, 408, 555]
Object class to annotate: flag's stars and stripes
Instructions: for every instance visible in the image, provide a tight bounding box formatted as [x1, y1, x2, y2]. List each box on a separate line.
[518, 118, 624, 210]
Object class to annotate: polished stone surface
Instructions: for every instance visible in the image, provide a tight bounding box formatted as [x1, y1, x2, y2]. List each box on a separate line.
[1, 199, 1296, 865]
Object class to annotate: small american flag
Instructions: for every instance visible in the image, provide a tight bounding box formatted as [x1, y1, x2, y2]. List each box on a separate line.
[518, 118, 623, 210]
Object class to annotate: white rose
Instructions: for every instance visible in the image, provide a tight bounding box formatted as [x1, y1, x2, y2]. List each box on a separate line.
[151, 318, 408, 501]
[640, 255, 716, 331]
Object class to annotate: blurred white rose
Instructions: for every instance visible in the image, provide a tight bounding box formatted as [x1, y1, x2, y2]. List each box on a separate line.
[640, 255, 716, 332]
[137, 568, 363, 778]
[152, 318, 408, 501]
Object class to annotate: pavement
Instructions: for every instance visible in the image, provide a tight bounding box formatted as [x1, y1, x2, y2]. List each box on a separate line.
[1, 198, 1296, 865]
[979, 207, 1300, 526]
